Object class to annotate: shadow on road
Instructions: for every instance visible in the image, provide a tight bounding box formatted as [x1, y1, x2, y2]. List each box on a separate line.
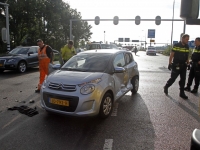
[0, 67, 39, 78]
[167, 95, 200, 123]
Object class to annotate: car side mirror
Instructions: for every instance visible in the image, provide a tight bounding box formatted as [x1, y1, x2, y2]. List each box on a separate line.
[28, 52, 34, 56]
[52, 64, 61, 69]
[114, 67, 125, 73]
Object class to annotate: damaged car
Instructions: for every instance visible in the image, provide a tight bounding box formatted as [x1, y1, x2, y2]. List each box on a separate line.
[40, 49, 139, 118]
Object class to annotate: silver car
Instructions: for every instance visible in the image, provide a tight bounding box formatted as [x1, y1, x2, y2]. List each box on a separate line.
[41, 49, 139, 118]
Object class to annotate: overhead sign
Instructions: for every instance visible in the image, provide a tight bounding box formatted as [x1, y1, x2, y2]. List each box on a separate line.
[118, 38, 123, 42]
[188, 40, 195, 48]
[132, 40, 139, 42]
[125, 38, 130, 42]
[148, 29, 155, 38]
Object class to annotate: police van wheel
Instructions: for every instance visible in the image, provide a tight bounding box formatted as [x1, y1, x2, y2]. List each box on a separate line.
[131, 76, 139, 94]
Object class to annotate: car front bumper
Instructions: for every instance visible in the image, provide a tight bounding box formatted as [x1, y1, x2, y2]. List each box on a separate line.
[40, 85, 104, 117]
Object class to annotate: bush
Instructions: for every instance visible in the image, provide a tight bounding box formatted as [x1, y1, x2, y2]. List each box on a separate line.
[162, 45, 193, 60]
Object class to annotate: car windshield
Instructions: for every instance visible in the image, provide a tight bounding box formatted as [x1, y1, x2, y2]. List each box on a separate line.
[61, 53, 112, 72]
[9, 47, 29, 54]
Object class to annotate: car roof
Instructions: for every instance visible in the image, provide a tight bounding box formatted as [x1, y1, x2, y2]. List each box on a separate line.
[80, 49, 128, 54]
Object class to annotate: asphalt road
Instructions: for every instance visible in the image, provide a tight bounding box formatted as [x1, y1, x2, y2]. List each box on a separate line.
[0, 51, 199, 150]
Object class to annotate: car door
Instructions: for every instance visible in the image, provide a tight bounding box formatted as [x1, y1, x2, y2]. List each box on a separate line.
[112, 52, 129, 99]
[124, 52, 135, 89]
[27, 47, 38, 66]
[49, 50, 64, 74]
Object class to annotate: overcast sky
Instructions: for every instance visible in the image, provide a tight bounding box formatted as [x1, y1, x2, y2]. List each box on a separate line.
[64, 0, 200, 46]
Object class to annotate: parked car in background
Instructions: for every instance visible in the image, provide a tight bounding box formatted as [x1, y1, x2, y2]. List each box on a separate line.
[41, 49, 139, 118]
[146, 46, 156, 55]
[86, 43, 119, 50]
[0, 46, 39, 73]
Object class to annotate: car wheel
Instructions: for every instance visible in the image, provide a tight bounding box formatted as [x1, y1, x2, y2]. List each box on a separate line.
[131, 76, 139, 94]
[0, 69, 4, 72]
[17, 61, 27, 73]
[99, 93, 113, 119]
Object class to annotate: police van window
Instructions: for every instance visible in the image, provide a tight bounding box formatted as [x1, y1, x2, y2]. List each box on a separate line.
[113, 53, 125, 67]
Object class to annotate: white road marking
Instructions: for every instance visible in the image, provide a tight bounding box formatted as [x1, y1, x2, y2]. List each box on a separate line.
[103, 139, 113, 150]
[111, 103, 119, 116]
[2, 114, 21, 129]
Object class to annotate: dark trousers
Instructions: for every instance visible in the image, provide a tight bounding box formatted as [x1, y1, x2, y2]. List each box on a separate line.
[165, 63, 187, 91]
[186, 63, 200, 89]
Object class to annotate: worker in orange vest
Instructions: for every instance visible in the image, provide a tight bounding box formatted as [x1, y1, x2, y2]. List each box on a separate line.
[35, 39, 53, 93]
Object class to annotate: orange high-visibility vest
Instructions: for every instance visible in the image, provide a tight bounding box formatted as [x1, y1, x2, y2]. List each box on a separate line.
[38, 45, 50, 62]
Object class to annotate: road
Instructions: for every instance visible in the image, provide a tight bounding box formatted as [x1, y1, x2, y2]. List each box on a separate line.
[0, 51, 199, 150]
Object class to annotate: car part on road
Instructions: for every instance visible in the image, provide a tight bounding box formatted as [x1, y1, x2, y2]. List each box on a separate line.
[99, 93, 113, 119]
[190, 128, 200, 150]
[131, 76, 139, 94]
[17, 61, 27, 73]
[8, 105, 39, 117]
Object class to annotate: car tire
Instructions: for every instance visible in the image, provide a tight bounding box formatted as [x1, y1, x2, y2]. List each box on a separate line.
[17, 61, 27, 73]
[131, 76, 139, 94]
[0, 69, 4, 72]
[99, 93, 113, 119]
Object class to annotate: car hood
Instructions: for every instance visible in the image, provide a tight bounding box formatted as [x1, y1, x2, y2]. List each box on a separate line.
[0, 53, 22, 59]
[47, 70, 104, 85]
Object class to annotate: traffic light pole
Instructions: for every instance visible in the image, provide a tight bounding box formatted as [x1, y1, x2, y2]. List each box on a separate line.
[70, 18, 184, 41]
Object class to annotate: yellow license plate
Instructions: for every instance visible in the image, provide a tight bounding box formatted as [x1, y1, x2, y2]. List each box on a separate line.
[50, 98, 69, 106]
[0, 64, 3, 67]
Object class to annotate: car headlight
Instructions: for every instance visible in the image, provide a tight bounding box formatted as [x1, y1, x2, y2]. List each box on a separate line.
[42, 80, 47, 89]
[78, 78, 101, 87]
[7, 59, 16, 63]
[80, 84, 95, 95]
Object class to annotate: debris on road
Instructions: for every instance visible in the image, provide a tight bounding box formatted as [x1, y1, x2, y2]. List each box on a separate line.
[7, 105, 39, 117]
[29, 100, 35, 103]
[3, 97, 7, 99]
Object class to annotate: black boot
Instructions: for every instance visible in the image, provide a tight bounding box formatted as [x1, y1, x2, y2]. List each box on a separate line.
[191, 88, 198, 93]
[164, 86, 168, 95]
[184, 86, 191, 92]
[180, 91, 188, 99]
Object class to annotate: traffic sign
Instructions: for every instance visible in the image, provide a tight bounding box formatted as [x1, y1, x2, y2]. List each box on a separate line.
[148, 29, 155, 38]
[188, 40, 195, 48]
[132, 40, 139, 42]
[118, 38, 123, 42]
[150, 39, 155, 42]
[125, 38, 130, 42]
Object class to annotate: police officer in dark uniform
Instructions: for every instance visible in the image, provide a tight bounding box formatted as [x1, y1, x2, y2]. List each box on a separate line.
[164, 34, 190, 99]
[184, 37, 200, 93]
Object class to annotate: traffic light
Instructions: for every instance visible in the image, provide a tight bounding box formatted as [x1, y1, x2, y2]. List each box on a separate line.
[95, 16, 100, 25]
[180, 0, 199, 19]
[113, 16, 119, 25]
[135, 16, 141, 25]
[155, 16, 161, 25]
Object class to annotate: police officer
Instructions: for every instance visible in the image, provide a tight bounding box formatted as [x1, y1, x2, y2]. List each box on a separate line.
[164, 34, 190, 99]
[184, 37, 200, 93]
